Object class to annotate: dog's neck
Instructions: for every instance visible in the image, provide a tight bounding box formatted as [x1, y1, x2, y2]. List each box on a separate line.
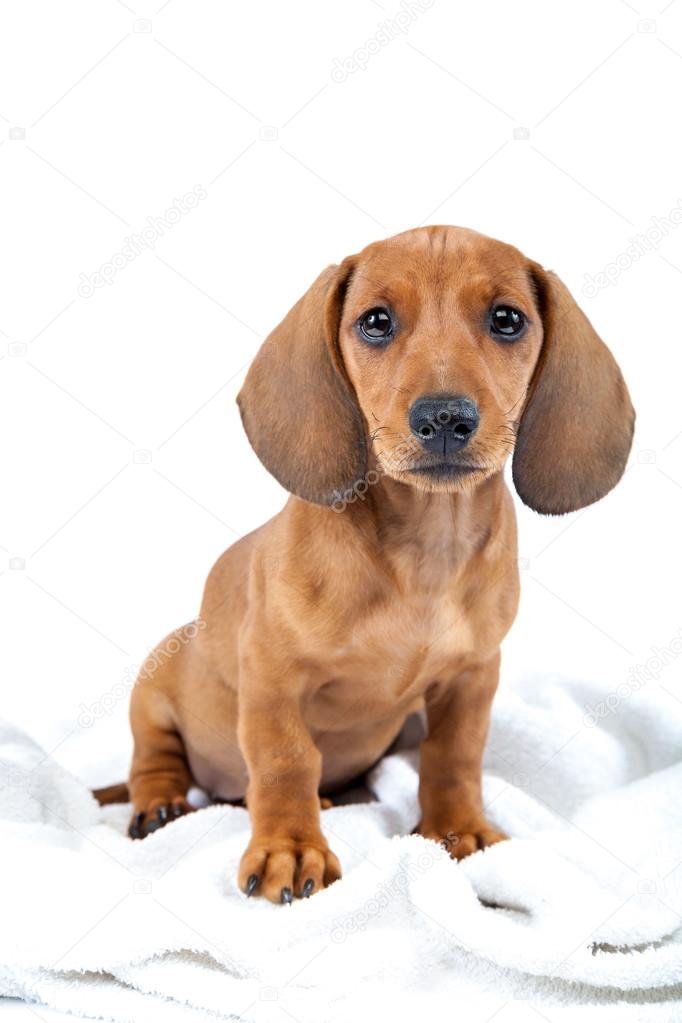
[356, 469, 507, 566]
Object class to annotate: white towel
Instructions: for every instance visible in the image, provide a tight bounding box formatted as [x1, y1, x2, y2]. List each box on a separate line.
[2, 672, 682, 1022]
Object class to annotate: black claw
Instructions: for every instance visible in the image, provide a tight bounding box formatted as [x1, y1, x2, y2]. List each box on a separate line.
[245, 874, 258, 897]
[129, 812, 145, 839]
[302, 878, 315, 898]
[281, 887, 293, 905]
[129, 803, 184, 840]
[144, 810, 166, 834]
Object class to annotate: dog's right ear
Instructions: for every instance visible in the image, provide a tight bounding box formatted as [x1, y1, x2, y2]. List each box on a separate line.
[237, 260, 366, 505]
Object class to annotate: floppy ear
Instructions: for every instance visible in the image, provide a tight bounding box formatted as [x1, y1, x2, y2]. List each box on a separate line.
[237, 261, 366, 505]
[512, 265, 635, 515]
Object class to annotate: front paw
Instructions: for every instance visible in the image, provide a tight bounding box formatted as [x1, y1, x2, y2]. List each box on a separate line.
[416, 818, 507, 860]
[238, 830, 341, 903]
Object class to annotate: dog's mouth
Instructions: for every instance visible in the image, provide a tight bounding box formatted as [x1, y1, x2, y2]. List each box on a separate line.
[406, 460, 484, 479]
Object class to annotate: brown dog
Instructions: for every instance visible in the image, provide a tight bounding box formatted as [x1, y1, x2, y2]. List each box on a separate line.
[98, 226, 634, 904]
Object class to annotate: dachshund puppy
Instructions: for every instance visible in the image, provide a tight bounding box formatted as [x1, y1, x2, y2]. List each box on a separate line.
[112, 226, 634, 903]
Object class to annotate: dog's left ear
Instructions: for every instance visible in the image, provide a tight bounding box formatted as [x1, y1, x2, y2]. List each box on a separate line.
[237, 259, 366, 505]
[512, 264, 635, 515]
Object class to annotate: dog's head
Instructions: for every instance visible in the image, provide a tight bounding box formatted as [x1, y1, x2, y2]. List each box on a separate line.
[238, 226, 634, 515]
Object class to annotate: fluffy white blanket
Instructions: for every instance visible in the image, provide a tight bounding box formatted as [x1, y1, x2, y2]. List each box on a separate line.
[2, 672, 682, 1022]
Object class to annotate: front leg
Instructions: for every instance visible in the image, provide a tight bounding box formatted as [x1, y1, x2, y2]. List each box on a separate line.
[236, 687, 341, 903]
[417, 652, 507, 859]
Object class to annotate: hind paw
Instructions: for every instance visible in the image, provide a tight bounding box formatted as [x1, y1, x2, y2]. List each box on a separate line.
[128, 796, 192, 839]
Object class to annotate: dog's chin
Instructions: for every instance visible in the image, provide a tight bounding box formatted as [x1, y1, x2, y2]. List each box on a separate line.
[390, 460, 492, 493]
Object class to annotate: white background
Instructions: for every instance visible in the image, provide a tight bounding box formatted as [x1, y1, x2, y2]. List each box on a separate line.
[2, 0, 682, 831]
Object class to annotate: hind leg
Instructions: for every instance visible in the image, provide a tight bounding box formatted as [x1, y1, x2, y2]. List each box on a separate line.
[128, 654, 195, 839]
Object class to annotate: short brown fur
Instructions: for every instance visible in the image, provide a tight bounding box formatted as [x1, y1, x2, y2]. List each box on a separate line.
[113, 226, 634, 902]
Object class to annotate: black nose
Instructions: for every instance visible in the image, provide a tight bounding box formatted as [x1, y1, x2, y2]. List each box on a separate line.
[409, 394, 480, 453]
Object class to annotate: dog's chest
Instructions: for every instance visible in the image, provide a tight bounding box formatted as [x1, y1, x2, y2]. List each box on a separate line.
[359, 590, 471, 671]
[298, 510, 512, 729]
[307, 588, 474, 728]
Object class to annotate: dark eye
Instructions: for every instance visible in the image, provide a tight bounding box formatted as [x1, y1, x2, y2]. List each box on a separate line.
[358, 307, 393, 344]
[490, 305, 526, 340]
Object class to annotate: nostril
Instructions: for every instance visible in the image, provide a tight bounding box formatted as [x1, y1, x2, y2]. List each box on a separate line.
[436, 411, 451, 425]
[453, 422, 472, 437]
[419, 425, 434, 438]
